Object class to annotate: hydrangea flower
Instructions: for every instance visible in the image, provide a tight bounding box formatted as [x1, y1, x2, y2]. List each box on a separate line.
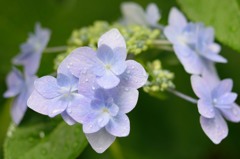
[164, 7, 226, 75]
[13, 23, 51, 75]
[68, 82, 139, 153]
[4, 68, 37, 124]
[27, 56, 82, 125]
[121, 2, 161, 28]
[67, 28, 148, 89]
[191, 75, 240, 144]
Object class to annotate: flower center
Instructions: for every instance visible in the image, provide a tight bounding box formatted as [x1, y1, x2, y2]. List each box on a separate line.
[102, 107, 109, 114]
[105, 64, 112, 70]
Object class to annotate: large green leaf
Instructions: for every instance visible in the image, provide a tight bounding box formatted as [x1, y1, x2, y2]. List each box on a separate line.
[177, 0, 240, 52]
[4, 114, 87, 159]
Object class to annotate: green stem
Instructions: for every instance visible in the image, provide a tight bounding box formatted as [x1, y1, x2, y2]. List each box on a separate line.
[44, 46, 67, 53]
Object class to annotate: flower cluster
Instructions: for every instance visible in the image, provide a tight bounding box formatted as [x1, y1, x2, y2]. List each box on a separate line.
[164, 8, 240, 143]
[4, 23, 50, 124]
[27, 29, 148, 153]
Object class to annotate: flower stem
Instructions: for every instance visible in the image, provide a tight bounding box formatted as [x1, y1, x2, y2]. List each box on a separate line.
[44, 46, 67, 53]
[153, 40, 172, 45]
[168, 88, 198, 104]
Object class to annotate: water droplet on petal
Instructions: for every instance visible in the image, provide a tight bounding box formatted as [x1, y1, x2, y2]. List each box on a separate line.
[92, 86, 96, 90]
[124, 77, 129, 81]
[131, 66, 135, 69]
[85, 78, 89, 82]
[124, 88, 129, 91]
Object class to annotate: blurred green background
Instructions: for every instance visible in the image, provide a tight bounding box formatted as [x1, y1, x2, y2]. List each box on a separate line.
[1, 0, 240, 159]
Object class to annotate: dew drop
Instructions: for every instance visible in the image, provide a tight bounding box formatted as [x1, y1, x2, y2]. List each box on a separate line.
[124, 77, 129, 81]
[124, 88, 129, 91]
[85, 78, 89, 82]
[131, 66, 135, 69]
[92, 86, 96, 90]
[39, 131, 45, 139]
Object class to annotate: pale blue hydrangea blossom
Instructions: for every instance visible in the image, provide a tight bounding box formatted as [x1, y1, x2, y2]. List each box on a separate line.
[121, 2, 161, 28]
[13, 23, 51, 75]
[191, 75, 240, 144]
[27, 28, 148, 153]
[67, 29, 148, 89]
[164, 7, 226, 75]
[4, 68, 37, 124]
[27, 56, 83, 125]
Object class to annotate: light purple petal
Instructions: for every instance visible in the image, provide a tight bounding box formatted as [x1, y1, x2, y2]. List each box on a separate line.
[121, 2, 147, 26]
[106, 113, 130, 137]
[67, 47, 103, 77]
[216, 93, 237, 106]
[201, 52, 227, 63]
[24, 53, 42, 75]
[98, 29, 126, 50]
[57, 73, 77, 90]
[191, 75, 211, 99]
[78, 73, 99, 98]
[67, 95, 91, 123]
[4, 68, 24, 98]
[34, 76, 61, 99]
[27, 90, 49, 115]
[47, 96, 68, 117]
[119, 60, 148, 89]
[11, 90, 29, 124]
[198, 99, 215, 118]
[200, 111, 228, 144]
[174, 45, 203, 74]
[164, 26, 182, 44]
[212, 79, 233, 98]
[220, 103, 240, 123]
[208, 43, 221, 53]
[146, 3, 161, 26]
[61, 111, 76, 125]
[85, 128, 116, 153]
[97, 71, 120, 89]
[111, 87, 139, 113]
[83, 112, 102, 134]
[97, 45, 114, 64]
[168, 7, 187, 29]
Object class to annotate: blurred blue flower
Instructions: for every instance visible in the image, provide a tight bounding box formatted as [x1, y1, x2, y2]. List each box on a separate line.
[68, 28, 148, 89]
[13, 23, 51, 75]
[68, 87, 139, 153]
[164, 7, 226, 75]
[121, 2, 161, 28]
[4, 68, 36, 124]
[191, 75, 240, 144]
[27, 56, 81, 125]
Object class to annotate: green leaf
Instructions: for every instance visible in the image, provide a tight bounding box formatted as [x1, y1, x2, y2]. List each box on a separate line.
[4, 114, 88, 159]
[177, 0, 240, 52]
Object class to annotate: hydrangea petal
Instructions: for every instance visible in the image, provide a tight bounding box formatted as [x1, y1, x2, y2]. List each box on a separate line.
[23, 53, 41, 75]
[191, 75, 211, 99]
[174, 45, 203, 74]
[198, 99, 215, 118]
[212, 79, 233, 98]
[97, 45, 114, 64]
[34, 76, 61, 99]
[67, 47, 103, 77]
[164, 26, 182, 44]
[146, 3, 160, 26]
[121, 2, 147, 26]
[220, 103, 240, 123]
[98, 29, 126, 50]
[106, 113, 130, 137]
[96, 71, 120, 89]
[27, 90, 49, 115]
[168, 7, 187, 29]
[47, 96, 68, 117]
[61, 111, 76, 125]
[11, 90, 29, 124]
[83, 112, 102, 133]
[119, 60, 148, 89]
[78, 73, 99, 98]
[4, 68, 24, 98]
[200, 111, 228, 144]
[201, 52, 227, 63]
[111, 87, 139, 113]
[85, 129, 116, 153]
[217, 92, 237, 105]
